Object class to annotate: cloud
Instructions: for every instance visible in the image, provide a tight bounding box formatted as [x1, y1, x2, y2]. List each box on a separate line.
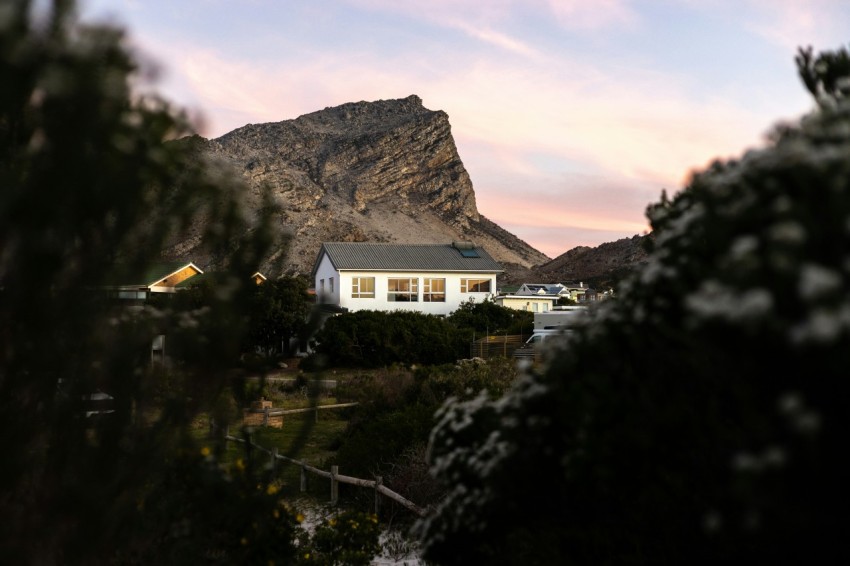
[742, 0, 849, 52]
[446, 20, 542, 57]
[544, 0, 639, 31]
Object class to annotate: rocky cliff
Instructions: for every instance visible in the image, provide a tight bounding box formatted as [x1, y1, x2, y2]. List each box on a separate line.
[166, 95, 547, 278]
[162, 95, 644, 285]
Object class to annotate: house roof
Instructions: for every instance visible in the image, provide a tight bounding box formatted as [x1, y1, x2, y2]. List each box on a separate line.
[106, 261, 203, 289]
[517, 283, 567, 295]
[312, 242, 503, 277]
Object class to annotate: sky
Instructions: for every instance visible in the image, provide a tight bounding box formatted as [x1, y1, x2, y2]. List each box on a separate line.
[80, 0, 849, 259]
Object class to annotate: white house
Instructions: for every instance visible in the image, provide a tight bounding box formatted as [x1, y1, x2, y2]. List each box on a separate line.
[310, 241, 503, 316]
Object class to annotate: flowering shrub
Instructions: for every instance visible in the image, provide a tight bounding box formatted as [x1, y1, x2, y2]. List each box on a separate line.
[416, 50, 850, 565]
[297, 510, 382, 565]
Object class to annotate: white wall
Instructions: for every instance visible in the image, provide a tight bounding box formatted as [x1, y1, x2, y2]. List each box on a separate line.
[341, 270, 495, 315]
[314, 253, 340, 306]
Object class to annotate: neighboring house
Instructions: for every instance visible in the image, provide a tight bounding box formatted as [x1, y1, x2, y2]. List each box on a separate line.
[311, 241, 503, 316]
[497, 282, 565, 312]
[516, 283, 570, 297]
[561, 281, 601, 303]
[494, 294, 556, 313]
[106, 261, 204, 304]
[100, 261, 204, 364]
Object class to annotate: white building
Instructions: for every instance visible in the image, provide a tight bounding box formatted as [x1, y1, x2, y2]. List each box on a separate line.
[494, 294, 556, 313]
[311, 242, 503, 316]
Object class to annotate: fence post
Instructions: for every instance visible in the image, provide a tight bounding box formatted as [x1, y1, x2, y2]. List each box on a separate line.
[271, 446, 278, 473]
[330, 465, 339, 505]
[374, 476, 383, 516]
[263, 406, 269, 426]
[315, 407, 319, 423]
[300, 465, 307, 492]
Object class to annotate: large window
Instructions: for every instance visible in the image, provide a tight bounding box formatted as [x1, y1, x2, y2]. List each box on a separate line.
[388, 278, 418, 302]
[461, 278, 491, 293]
[352, 277, 375, 298]
[423, 278, 446, 302]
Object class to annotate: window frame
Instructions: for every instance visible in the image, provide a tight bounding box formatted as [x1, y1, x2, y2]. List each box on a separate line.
[461, 278, 492, 293]
[423, 278, 446, 302]
[387, 277, 419, 302]
[351, 277, 375, 299]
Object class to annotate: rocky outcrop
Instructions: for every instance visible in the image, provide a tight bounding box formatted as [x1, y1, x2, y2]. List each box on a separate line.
[166, 95, 545, 277]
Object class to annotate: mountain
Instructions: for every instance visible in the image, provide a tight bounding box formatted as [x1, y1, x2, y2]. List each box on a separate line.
[163, 95, 645, 286]
[536, 235, 650, 289]
[164, 95, 546, 279]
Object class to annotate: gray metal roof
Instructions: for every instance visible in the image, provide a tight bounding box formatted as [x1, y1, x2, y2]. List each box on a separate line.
[313, 242, 503, 275]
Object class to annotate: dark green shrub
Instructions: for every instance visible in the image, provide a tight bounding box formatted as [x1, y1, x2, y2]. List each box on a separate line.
[417, 46, 850, 565]
[307, 310, 464, 368]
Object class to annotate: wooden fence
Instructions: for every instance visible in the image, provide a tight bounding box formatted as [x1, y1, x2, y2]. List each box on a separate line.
[469, 334, 530, 359]
[223, 431, 428, 518]
[242, 402, 359, 427]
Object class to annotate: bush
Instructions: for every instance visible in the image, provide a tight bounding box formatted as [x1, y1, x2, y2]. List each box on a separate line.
[296, 510, 382, 566]
[416, 47, 850, 565]
[330, 359, 518, 502]
[306, 311, 464, 368]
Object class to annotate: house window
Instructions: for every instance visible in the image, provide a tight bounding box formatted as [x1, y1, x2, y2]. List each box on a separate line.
[329, 277, 334, 293]
[352, 277, 375, 298]
[388, 278, 418, 302]
[320, 279, 325, 292]
[461, 278, 491, 293]
[115, 290, 147, 300]
[423, 278, 446, 302]
[532, 303, 539, 312]
[542, 303, 549, 312]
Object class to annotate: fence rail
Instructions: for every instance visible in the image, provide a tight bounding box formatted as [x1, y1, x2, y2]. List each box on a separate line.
[242, 402, 360, 427]
[224, 432, 428, 517]
[469, 334, 530, 359]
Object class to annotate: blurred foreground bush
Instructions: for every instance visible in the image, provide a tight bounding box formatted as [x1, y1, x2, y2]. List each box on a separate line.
[416, 46, 850, 565]
[0, 2, 305, 562]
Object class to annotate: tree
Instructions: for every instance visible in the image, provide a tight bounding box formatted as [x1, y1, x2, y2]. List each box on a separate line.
[447, 297, 531, 336]
[796, 44, 850, 104]
[416, 45, 850, 565]
[245, 275, 312, 358]
[0, 2, 300, 562]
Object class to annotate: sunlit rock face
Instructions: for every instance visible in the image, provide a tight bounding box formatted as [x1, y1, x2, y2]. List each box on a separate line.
[172, 95, 550, 277]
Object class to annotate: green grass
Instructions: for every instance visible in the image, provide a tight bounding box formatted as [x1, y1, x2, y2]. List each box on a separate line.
[192, 408, 352, 499]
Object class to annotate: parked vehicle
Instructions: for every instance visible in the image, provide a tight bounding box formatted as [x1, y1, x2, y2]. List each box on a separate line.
[514, 329, 566, 359]
[533, 306, 588, 331]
